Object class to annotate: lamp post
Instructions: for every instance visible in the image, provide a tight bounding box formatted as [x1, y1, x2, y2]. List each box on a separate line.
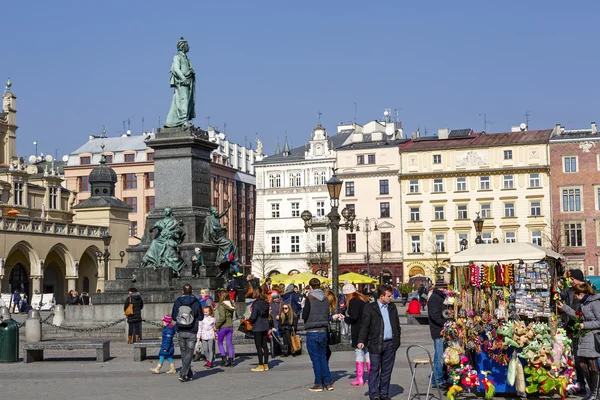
[473, 212, 484, 244]
[355, 217, 378, 287]
[95, 232, 125, 282]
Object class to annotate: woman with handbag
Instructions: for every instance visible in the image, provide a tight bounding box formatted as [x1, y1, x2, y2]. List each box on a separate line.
[279, 303, 299, 356]
[248, 287, 272, 372]
[216, 290, 236, 367]
[124, 287, 144, 344]
[342, 282, 371, 386]
[559, 282, 600, 400]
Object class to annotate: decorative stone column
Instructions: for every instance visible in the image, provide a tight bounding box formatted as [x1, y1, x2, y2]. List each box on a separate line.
[31, 276, 42, 294]
[67, 277, 77, 293]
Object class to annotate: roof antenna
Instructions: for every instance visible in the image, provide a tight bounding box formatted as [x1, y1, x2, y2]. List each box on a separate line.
[524, 110, 531, 127]
[353, 102, 357, 124]
[318, 111, 322, 126]
[479, 113, 491, 132]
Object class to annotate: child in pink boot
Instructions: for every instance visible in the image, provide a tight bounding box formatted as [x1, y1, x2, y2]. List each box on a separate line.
[197, 306, 216, 368]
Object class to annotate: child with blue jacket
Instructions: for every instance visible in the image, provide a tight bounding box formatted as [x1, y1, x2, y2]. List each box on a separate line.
[151, 314, 177, 374]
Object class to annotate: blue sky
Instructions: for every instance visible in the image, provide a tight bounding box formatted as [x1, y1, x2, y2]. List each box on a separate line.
[2, 1, 599, 159]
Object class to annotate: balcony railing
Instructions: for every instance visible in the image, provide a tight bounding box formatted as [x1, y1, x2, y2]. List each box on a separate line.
[0, 216, 109, 238]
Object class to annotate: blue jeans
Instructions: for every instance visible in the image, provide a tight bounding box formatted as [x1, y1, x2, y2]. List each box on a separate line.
[306, 331, 331, 386]
[432, 337, 445, 384]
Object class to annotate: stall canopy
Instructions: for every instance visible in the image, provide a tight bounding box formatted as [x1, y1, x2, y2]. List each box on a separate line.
[450, 243, 562, 265]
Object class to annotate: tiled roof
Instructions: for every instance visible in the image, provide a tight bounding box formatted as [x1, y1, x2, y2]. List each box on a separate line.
[399, 129, 552, 152]
[68, 135, 152, 155]
[73, 196, 132, 210]
[550, 128, 600, 141]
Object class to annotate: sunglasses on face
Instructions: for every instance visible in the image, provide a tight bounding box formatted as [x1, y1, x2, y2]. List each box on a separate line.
[283, 307, 289, 310]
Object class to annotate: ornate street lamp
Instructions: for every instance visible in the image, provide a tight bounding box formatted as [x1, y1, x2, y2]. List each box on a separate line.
[95, 232, 125, 281]
[354, 217, 379, 286]
[473, 212, 484, 244]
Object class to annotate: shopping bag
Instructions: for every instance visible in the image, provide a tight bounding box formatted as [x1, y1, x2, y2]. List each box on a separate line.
[291, 331, 302, 353]
[238, 319, 253, 334]
[124, 298, 134, 316]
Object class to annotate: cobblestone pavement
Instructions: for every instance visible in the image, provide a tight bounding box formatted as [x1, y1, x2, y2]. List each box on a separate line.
[0, 320, 580, 399]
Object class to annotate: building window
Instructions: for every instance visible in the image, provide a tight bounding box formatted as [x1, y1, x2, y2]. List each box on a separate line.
[12, 182, 23, 206]
[125, 197, 137, 213]
[481, 204, 491, 218]
[49, 187, 58, 210]
[410, 207, 420, 221]
[345, 182, 355, 197]
[316, 234, 327, 253]
[316, 201, 325, 217]
[313, 171, 326, 185]
[146, 152, 154, 161]
[381, 232, 391, 252]
[80, 156, 91, 165]
[456, 177, 467, 191]
[480, 176, 490, 190]
[288, 173, 296, 187]
[504, 150, 513, 160]
[146, 196, 155, 213]
[268, 175, 275, 188]
[504, 203, 515, 217]
[530, 201, 541, 216]
[597, 188, 600, 211]
[529, 173, 540, 188]
[271, 203, 280, 218]
[368, 154, 376, 164]
[129, 221, 138, 238]
[505, 231, 516, 243]
[457, 205, 468, 219]
[458, 233, 468, 250]
[346, 233, 357, 253]
[409, 180, 419, 193]
[346, 204, 355, 216]
[145, 172, 154, 188]
[79, 176, 89, 192]
[434, 206, 445, 220]
[564, 156, 578, 173]
[563, 188, 582, 212]
[123, 173, 137, 189]
[433, 178, 444, 192]
[379, 179, 389, 195]
[565, 223, 583, 247]
[357, 155, 365, 165]
[271, 237, 280, 253]
[532, 230, 542, 246]
[503, 175, 514, 189]
[380, 202, 390, 218]
[291, 236, 300, 253]
[433, 154, 442, 164]
[104, 154, 113, 164]
[291, 202, 300, 217]
[294, 172, 302, 186]
[411, 236, 421, 253]
[275, 174, 281, 188]
[124, 153, 135, 163]
[435, 234, 446, 252]
[482, 232, 492, 244]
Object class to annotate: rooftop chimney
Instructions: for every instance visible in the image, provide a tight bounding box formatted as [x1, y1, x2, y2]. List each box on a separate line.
[554, 124, 562, 136]
[592, 122, 597, 134]
[412, 129, 420, 140]
[437, 128, 449, 140]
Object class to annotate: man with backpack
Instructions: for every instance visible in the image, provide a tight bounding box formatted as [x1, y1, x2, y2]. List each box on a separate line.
[172, 284, 203, 382]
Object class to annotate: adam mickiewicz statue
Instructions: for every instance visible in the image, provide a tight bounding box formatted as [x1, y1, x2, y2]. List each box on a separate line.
[165, 37, 196, 127]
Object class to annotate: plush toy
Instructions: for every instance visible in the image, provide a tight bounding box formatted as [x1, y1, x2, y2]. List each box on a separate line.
[481, 371, 496, 400]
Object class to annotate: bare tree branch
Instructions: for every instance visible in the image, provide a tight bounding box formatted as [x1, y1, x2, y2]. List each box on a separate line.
[543, 216, 564, 254]
[305, 231, 331, 274]
[252, 242, 277, 278]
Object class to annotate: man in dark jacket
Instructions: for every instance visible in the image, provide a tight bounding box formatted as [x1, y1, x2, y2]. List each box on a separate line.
[358, 284, 401, 400]
[562, 269, 587, 395]
[302, 278, 333, 392]
[172, 284, 203, 382]
[282, 284, 301, 315]
[427, 284, 447, 388]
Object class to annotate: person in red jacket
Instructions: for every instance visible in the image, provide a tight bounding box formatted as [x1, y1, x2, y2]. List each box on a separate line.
[406, 298, 421, 315]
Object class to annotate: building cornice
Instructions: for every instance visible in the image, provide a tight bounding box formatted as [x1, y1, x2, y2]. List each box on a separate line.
[337, 169, 399, 179]
[399, 165, 549, 180]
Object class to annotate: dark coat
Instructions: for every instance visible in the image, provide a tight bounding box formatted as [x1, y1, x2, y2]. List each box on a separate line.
[249, 298, 271, 332]
[160, 324, 176, 357]
[427, 288, 447, 339]
[171, 294, 203, 334]
[279, 312, 298, 332]
[358, 301, 401, 355]
[282, 291, 301, 313]
[125, 292, 144, 323]
[235, 276, 249, 302]
[345, 296, 368, 348]
[302, 289, 330, 330]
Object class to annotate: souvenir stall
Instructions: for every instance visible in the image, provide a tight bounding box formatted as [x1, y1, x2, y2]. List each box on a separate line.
[443, 243, 575, 399]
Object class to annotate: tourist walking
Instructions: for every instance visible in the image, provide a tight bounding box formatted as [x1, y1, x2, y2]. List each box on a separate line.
[279, 303, 298, 356]
[303, 277, 333, 392]
[124, 288, 144, 344]
[248, 287, 271, 371]
[197, 306, 216, 368]
[215, 290, 236, 367]
[172, 284, 203, 382]
[343, 282, 370, 387]
[150, 314, 177, 374]
[559, 282, 600, 400]
[358, 284, 402, 400]
[427, 283, 447, 388]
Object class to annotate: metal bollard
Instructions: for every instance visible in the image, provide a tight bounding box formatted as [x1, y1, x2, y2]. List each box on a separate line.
[26, 309, 42, 343]
[53, 304, 64, 326]
[0, 307, 11, 321]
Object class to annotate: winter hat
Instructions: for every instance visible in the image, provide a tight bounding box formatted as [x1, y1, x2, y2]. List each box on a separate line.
[271, 292, 279, 299]
[285, 284, 294, 292]
[342, 281, 356, 295]
[569, 269, 585, 282]
[162, 314, 173, 324]
[194, 247, 200, 252]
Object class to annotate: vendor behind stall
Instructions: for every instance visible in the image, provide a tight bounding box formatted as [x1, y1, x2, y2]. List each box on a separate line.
[427, 283, 447, 388]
